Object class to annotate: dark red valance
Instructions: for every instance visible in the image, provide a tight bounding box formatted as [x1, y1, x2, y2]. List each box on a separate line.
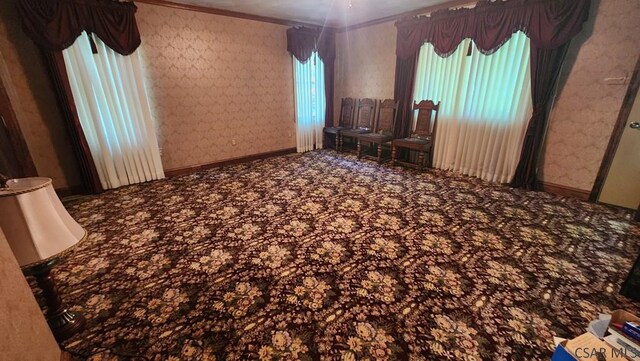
[17, 0, 141, 56]
[287, 27, 336, 64]
[395, 0, 590, 59]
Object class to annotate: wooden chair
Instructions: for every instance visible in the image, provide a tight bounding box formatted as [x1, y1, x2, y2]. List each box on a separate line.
[357, 99, 398, 163]
[324, 98, 355, 149]
[391, 100, 440, 170]
[339, 98, 376, 152]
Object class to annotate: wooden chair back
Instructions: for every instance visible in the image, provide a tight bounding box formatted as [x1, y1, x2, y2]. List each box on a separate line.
[412, 100, 440, 139]
[355, 98, 376, 131]
[376, 99, 398, 135]
[338, 98, 356, 128]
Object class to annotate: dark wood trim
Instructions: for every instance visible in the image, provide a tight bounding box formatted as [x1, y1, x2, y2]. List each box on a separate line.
[55, 185, 85, 199]
[0, 73, 37, 177]
[135, 0, 332, 29]
[538, 181, 590, 201]
[337, 0, 473, 32]
[164, 148, 297, 177]
[590, 55, 640, 202]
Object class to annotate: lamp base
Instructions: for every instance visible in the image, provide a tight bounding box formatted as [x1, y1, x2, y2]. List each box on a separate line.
[47, 308, 86, 343]
[25, 259, 86, 342]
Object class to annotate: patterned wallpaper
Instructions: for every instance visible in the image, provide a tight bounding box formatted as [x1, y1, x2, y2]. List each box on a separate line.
[540, 0, 640, 191]
[333, 22, 397, 125]
[0, 1, 80, 189]
[136, 3, 296, 171]
[0, 230, 61, 360]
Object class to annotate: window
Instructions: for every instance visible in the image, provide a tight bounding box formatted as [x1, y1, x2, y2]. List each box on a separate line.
[63, 32, 164, 189]
[413, 32, 532, 183]
[293, 51, 326, 153]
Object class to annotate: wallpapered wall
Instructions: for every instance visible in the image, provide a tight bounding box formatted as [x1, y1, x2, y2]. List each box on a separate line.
[540, 0, 640, 191]
[0, 1, 80, 189]
[0, 230, 61, 361]
[334, 0, 640, 191]
[136, 3, 296, 171]
[333, 22, 397, 124]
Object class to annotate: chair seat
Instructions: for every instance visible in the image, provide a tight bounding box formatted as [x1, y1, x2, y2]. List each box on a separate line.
[359, 133, 393, 143]
[393, 137, 432, 151]
[341, 129, 370, 137]
[324, 126, 347, 135]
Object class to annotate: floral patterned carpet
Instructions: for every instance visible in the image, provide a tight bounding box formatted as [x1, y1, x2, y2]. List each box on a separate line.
[51, 150, 640, 360]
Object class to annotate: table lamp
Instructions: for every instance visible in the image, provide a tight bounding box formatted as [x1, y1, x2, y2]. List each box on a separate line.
[0, 176, 86, 342]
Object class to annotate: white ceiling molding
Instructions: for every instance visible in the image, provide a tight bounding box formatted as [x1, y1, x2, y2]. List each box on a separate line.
[144, 0, 458, 27]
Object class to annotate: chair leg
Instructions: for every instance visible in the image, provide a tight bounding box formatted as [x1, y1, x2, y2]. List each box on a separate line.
[357, 139, 362, 159]
[391, 146, 397, 166]
[377, 143, 382, 164]
[417, 152, 425, 171]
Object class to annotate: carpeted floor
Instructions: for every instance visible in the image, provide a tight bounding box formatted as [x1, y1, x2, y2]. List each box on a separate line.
[51, 150, 639, 360]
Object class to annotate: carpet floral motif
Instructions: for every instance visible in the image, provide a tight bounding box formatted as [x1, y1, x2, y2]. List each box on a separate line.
[48, 150, 640, 360]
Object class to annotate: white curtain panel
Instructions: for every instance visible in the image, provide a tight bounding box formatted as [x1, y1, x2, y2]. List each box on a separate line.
[413, 32, 533, 183]
[63, 32, 164, 190]
[293, 52, 326, 153]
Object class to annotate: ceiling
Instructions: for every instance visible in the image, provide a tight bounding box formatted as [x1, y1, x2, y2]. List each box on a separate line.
[164, 0, 456, 27]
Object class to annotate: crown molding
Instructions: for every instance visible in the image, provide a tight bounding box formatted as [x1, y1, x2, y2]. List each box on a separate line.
[136, 0, 474, 32]
[336, 0, 475, 32]
[135, 0, 336, 30]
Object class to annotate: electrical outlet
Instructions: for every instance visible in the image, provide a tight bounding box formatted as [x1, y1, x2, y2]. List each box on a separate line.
[604, 75, 628, 85]
[232, 139, 237, 146]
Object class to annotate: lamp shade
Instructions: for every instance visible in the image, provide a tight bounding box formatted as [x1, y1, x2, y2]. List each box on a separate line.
[0, 177, 86, 267]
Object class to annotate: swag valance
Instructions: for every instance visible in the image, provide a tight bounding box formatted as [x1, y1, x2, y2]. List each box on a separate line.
[17, 0, 141, 56]
[395, 0, 590, 59]
[287, 27, 336, 64]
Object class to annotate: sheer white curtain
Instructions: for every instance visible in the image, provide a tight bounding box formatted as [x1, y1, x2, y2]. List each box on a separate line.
[63, 32, 164, 190]
[413, 31, 533, 183]
[293, 51, 326, 153]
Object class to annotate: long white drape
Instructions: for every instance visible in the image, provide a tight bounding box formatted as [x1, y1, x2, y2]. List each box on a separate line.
[63, 32, 164, 190]
[293, 52, 326, 153]
[413, 31, 532, 183]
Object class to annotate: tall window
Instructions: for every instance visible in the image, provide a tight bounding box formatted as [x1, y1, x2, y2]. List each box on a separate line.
[293, 51, 326, 153]
[63, 32, 164, 189]
[413, 31, 532, 183]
